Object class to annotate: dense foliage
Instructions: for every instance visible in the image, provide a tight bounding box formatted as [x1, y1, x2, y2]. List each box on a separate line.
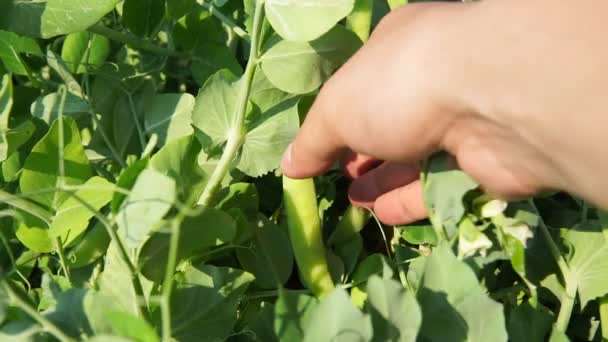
[0, 0, 607, 341]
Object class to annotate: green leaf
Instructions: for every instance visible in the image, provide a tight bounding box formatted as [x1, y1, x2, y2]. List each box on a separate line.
[399, 225, 437, 245]
[116, 169, 176, 248]
[416, 243, 508, 342]
[507, 301, 554, 342]
[423, 152, 478, 238]
[44, 287, 93, 338]
[237, 97, 300, 177]
[20, 117, 92, 210]
[49, 176, 113, 246]
[0, 30, 42, 75]
[333, 234, 363, 277]
[349, 253, 394, 304]
[191, 43, 243, 86]
[98, 241, 153, 314]
[260, 26, 362, 94]
[215, 182, 259, 219]
[274, 290, 318, 341]
[172, 6, 226, 51]
[250, 68, 292, 113]
[236, 215, 294, 289]
[0, 120, 36, 165]
[192, 69, 240, 147]
[61, 31, 110, 74]
[143, 93, 195, 146]
[2, 0, 122, 38]
[265, 0, 355, 42]
[138, 207, 236, 282]
[30, 91, 89, 124]
[167, 0, 196, 19]
[302, 288, 373, 341]
[366, 276, 422, 342]
[246, 302, 278, 342]
[107, 311, 159, 342]
[111, 158, 148, 213]
[149, 135, 206, 203]
[112, 79, 156, 157]
[15, 213, 53, 252]
[168, 264, 254, 342]
[122, 0, 165, 37]
[561, 221, 608, 309]
[193, 70, 300, 177]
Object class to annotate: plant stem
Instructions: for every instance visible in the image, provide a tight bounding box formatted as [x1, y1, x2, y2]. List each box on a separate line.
[53, 237, 72, 285]
[160, 213, 186, 342]
[600, 295, 608, 340]
[556, 281, 577, 333]
[199, 1, 250, 43]
[2, 281, 76, 342]
[88, 25, 190, 59]
[528, 200, 570, 279]
[199, 0, 265, 207]
[529, 199, 576, 332]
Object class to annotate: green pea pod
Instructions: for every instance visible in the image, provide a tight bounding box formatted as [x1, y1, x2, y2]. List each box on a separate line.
[66, 221, 110, 268]
[346, 0, 374, 42]
[283, 176, 334, 298]
[328, 205, 371, 246]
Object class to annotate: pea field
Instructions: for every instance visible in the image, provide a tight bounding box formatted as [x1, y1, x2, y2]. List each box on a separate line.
[0, 0, 607, 341]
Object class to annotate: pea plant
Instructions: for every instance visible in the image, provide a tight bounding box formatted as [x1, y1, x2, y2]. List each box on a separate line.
[0, 0, 607, 341]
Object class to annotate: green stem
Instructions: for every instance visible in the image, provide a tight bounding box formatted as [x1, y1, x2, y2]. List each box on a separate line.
[125, 92, 147, 152]
[2, 282, 75, 342]
[0, 190, 52, 224]
[528, 200, 570, 278]
[529, 199, 576, 332]
[346, 0, 374, 42]
[600, 295, 608, 340]
[53, 237, 72, 285]
[160, 214, 186, 342]
[198, 0, 265, 207]
[199, 1, 250, 42]
[88, 25, 190, 58]
[556, 281, 577, 333]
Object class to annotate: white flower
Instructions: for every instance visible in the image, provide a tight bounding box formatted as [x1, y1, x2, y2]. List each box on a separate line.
[504, 224, 534, 247]
[480, 199, 508, 218]
[459, 232, 493, 258]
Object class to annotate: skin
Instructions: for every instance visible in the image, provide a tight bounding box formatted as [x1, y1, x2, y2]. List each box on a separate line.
[280, 0, 608, 225]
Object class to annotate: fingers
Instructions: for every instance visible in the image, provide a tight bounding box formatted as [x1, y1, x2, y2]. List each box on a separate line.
[374, 180, 427, 225]
[281, 1, 480, 179]
[341, 151, 381, 179]
[348, 162, 419, 208]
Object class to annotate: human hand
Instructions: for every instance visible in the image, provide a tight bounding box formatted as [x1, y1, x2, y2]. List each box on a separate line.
[280, 0, 608, 225]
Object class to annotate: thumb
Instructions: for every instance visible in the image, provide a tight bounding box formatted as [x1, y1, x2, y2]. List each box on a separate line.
[281, 1, 480, 179]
